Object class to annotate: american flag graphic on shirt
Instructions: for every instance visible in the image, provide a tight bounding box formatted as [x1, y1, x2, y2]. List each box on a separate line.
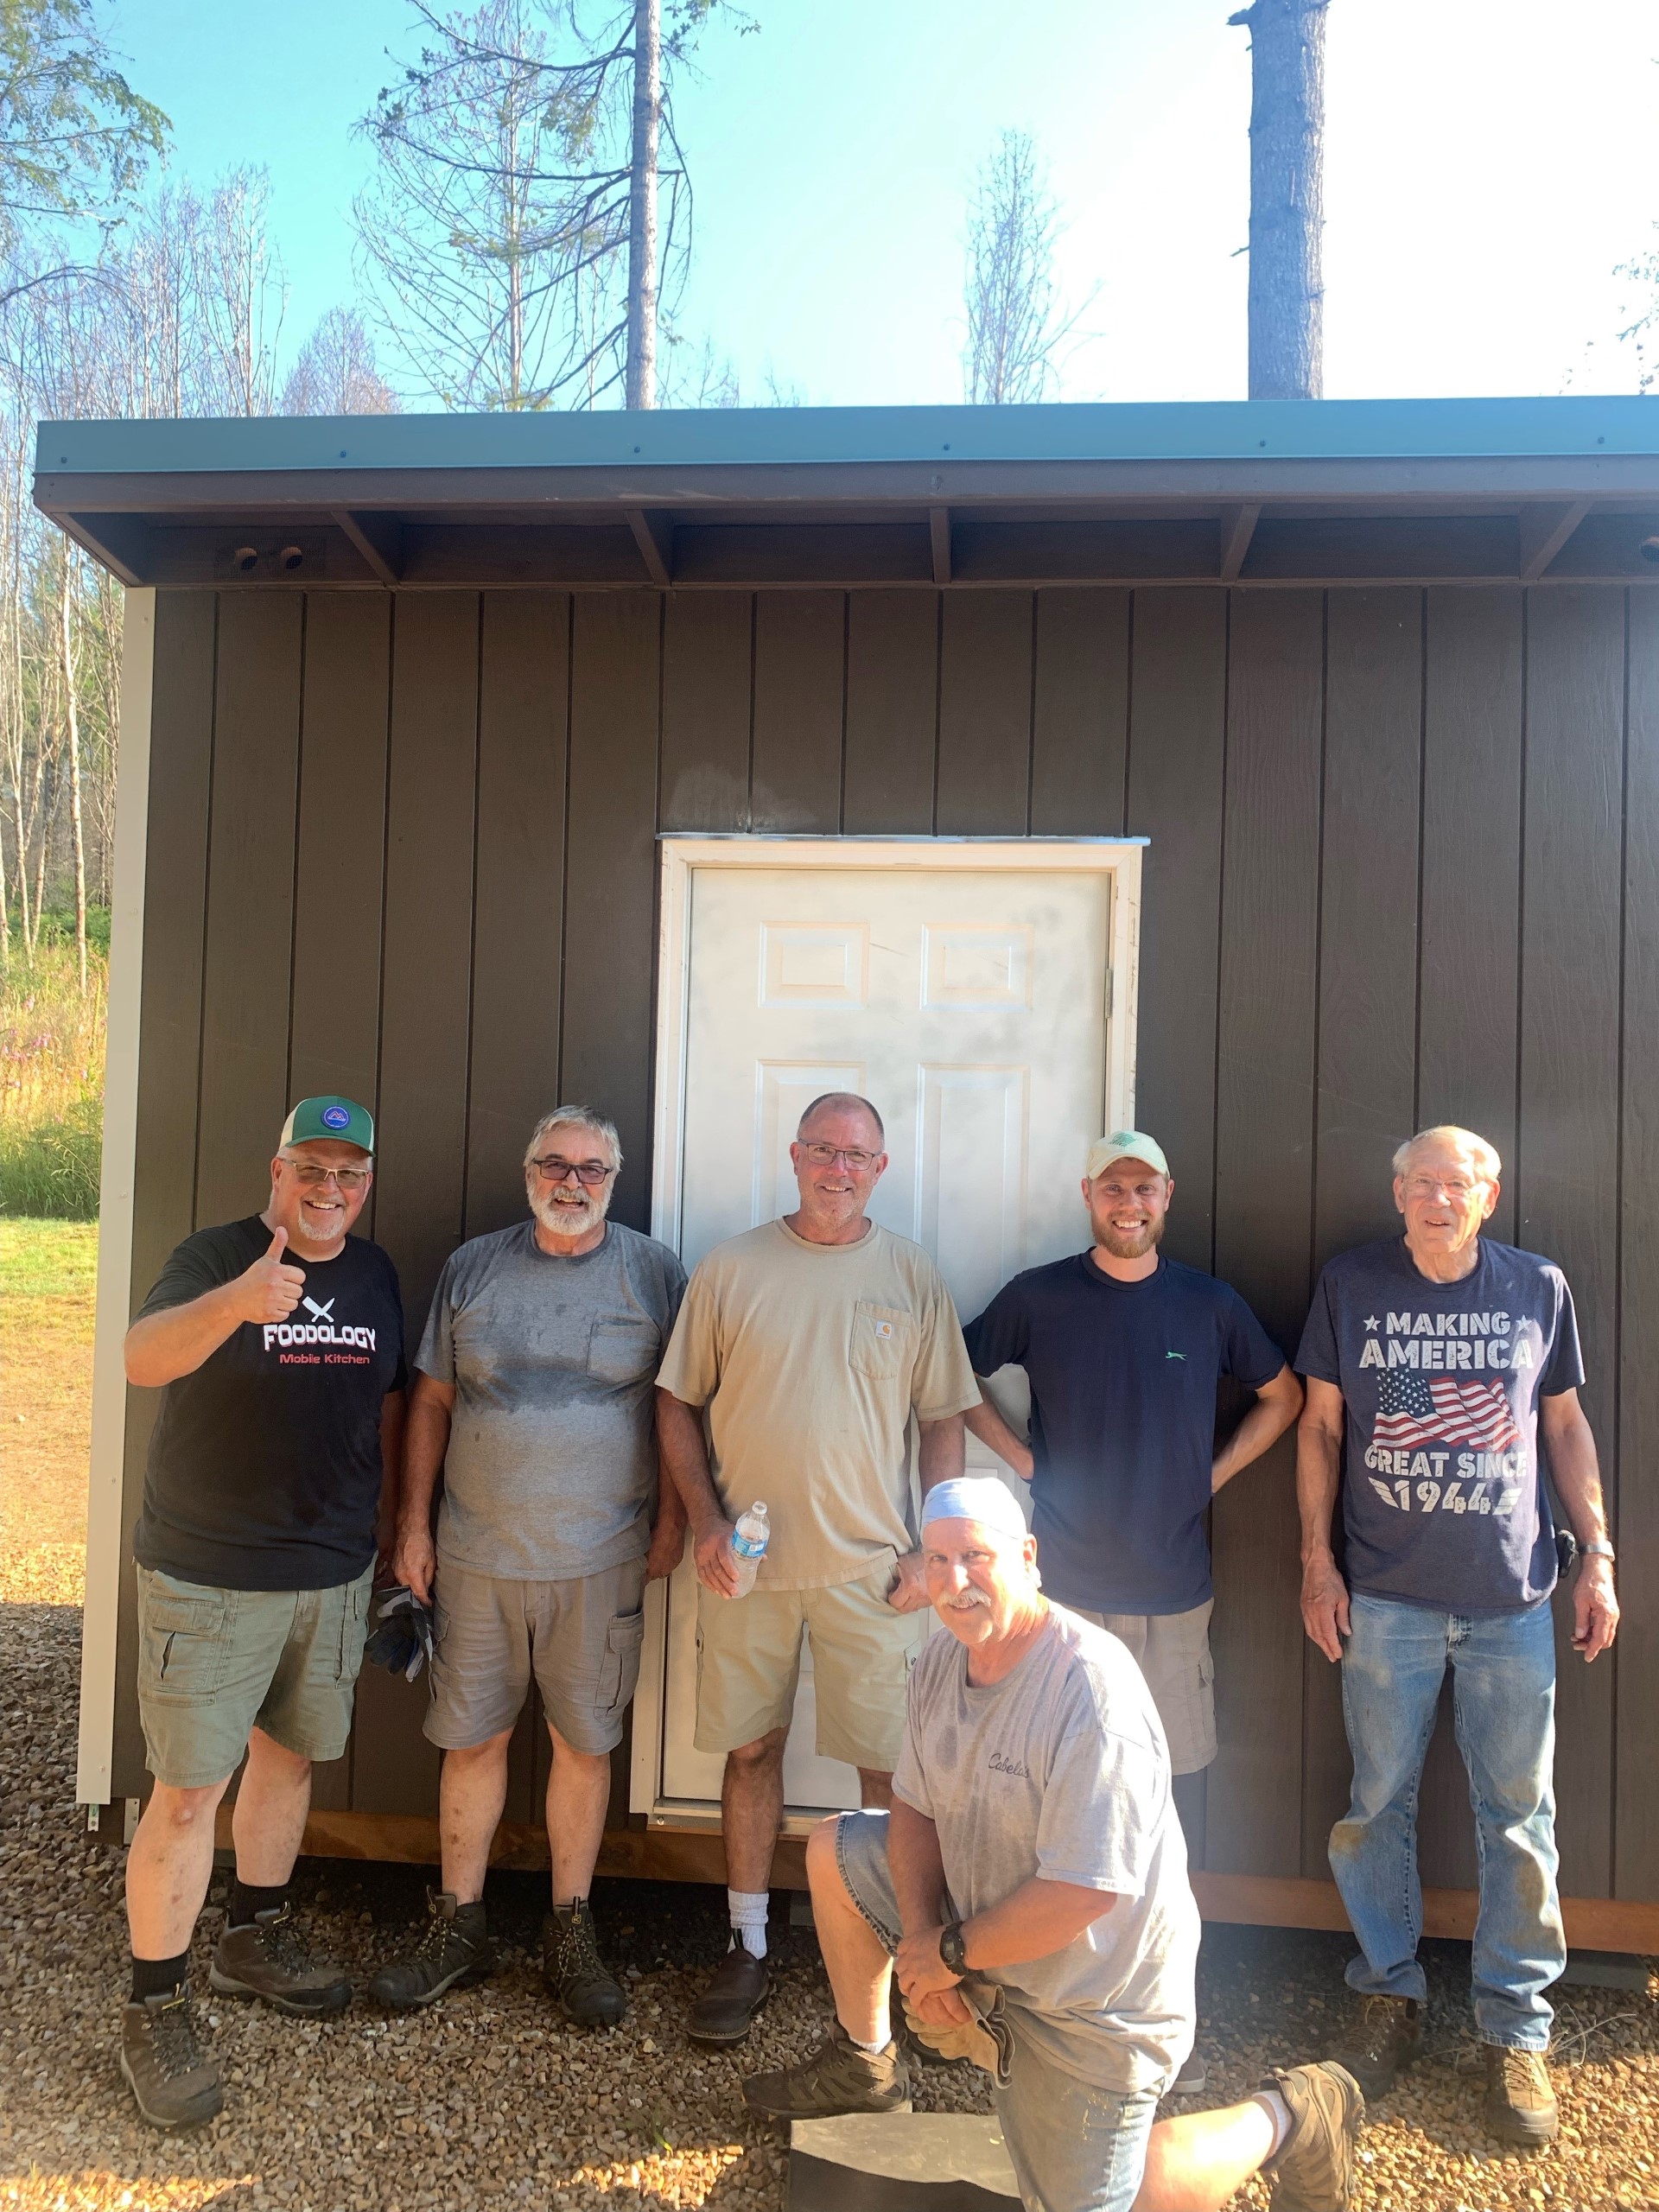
[1373, 1370, 1522, 1454]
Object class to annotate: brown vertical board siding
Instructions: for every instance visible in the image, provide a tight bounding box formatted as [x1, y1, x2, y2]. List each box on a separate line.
[1125, 589, 1228, 1272]
[1617, 589, 1659, 1897]
[842, 591, 939, 834]
[289, 595, 390, 1115]
[750, 591, 844, 831]
[660, 594, 753, 831]
[937, 591, 1033, 835]
[1518, 586, 1624, 1901]
[466, 594, 571, 1237]
[1302, 591, 1424, 1872]
[350, 594, 480, 1821]
[1207, 589, 1325, 1878]
[112, 593, 219, 1796]
[1030, 589, 1130, 837]
[561, 594, 662, 1231]
[1419, 589, 1523, 1243]
[193, 595, 303, 1226]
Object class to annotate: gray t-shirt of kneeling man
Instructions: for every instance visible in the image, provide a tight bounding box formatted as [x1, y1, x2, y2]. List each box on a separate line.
[894, 1605, 1200, 2094]
[418, 1219, 686, 1581]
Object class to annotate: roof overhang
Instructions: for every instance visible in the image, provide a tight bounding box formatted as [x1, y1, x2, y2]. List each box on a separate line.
[33, 396, 1659, 591]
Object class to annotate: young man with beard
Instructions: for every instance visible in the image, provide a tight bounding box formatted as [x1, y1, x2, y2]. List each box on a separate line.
[119, 1097, 405, 2128]
[372, 1106, 686, 2024]
[962, 1133, 1301, 1789]
[742, 1478, 1364, 2212]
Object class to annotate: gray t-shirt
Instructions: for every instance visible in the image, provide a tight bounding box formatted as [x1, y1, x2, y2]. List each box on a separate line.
[418, 1220, 686, 1581]
[894, 1605, 1199, 2094]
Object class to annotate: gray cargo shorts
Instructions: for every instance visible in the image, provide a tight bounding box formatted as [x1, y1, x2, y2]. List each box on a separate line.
[426, 1554, 646, 1756]
[1069, 1599, 1216, 1777]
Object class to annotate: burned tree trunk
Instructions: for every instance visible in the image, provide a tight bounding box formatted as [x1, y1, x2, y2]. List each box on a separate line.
[1230, 0, 1326, 399]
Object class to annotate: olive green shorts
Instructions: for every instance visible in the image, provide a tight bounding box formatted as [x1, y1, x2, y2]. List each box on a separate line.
[135, 1562, 373, 1789]
[694, 1563, 928, 1771]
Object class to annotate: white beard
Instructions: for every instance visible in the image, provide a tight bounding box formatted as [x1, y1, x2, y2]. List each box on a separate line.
[529, 1183, 612, 1242]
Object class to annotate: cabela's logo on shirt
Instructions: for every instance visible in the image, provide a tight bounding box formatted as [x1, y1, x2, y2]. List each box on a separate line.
[988, 1750, 1032, 1778]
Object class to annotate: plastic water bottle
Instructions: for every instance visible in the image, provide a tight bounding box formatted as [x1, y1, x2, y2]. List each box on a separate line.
[728, 1503, 770, 1598]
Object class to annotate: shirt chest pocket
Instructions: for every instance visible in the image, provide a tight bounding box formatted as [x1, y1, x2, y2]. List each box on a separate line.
[588, 1317, 660, 1387]
[849, 1300, 912, 1381]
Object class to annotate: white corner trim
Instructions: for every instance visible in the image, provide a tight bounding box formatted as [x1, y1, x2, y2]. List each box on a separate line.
[76, 589, 155, 1805]
[632, 831, 1144, 1820]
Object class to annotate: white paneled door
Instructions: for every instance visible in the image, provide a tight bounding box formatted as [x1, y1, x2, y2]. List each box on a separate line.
[639, 839, 1141, 1821]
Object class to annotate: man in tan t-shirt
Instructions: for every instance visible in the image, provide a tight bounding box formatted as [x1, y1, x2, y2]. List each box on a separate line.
[657, 1091, 977, 2046]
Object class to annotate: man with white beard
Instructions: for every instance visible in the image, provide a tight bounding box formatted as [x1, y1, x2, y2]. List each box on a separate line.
[374, 1106, 686, 2024]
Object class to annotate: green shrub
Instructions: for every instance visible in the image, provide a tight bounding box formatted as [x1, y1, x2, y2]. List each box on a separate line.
[0, 1089, 103, 1218]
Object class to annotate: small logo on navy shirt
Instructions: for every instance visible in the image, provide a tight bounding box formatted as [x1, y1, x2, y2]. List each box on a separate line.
[1165, 1349, 1186, 1362]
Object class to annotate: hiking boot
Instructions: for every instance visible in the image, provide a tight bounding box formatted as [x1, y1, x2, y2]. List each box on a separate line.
[209, 1904, 352, 2017]
[367, 1889, 493, 2010]
[1482, 2044, 1559, 2145]
[687, 1936, 769, 2046]
[1326, 1993, 1424, 2099]
[543, 1899, 626, 2027]
[742, 2018, 912, 2126]
[1262, 2061, 1365, 2212]
[120, 1990, 224, 2131]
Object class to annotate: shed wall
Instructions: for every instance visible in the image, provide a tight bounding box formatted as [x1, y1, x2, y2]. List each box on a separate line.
[110, 582, 1659, 1905]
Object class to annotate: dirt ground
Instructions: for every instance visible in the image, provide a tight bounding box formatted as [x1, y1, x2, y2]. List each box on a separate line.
[3, 1219, 1658, 2212]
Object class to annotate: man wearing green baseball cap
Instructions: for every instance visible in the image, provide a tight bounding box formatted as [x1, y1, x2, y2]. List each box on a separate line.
[115, 1096, 406, 2129]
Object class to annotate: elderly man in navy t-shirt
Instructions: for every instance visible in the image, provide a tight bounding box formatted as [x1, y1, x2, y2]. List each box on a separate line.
[1296, 1124, 1618, 2151]
[962, 1130, 1303, 1785]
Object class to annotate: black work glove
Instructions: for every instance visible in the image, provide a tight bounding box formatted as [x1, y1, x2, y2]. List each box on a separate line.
[364, 1585, 435, 1682]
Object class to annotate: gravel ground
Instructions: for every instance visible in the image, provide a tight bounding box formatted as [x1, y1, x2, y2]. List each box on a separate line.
[5, 1598, 1659, 2211]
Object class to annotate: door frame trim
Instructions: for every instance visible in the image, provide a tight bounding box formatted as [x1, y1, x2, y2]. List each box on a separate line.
[633, 833, 1147, 1821]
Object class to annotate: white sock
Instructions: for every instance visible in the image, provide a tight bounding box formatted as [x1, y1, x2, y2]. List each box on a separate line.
[1254, 2088, 1293, 2158]
[728, 1888, 770, 1960]
[847, 2030, 888, 2055]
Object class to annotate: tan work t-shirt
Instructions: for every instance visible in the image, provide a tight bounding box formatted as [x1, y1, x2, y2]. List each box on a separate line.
[656, 1219, 980, 1591]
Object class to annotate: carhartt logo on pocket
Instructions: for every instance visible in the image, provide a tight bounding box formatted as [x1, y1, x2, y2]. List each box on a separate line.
[874, 1320, 893, 1340]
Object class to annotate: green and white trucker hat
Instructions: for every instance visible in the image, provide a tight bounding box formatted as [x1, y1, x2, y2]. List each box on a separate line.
[279, 1096, 375, 1152]
[1085, 1128, 1170, 1180]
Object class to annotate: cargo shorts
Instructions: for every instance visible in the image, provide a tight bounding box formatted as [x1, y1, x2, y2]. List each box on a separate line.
[135, 1562, 373, 1789]
[426, 1555, 646, 1757]
[1070, 1599, 1217, 1777]
[694, 1562, 928, 1771]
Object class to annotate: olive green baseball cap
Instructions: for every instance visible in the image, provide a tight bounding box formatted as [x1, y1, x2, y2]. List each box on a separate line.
[279, 1096, 375, 1153]
[1086, 1128, 1170, 1179]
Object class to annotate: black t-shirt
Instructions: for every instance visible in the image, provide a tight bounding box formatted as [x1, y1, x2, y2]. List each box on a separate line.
[963, 1252, 1285, 1616]
[133, 1216, 407, 1592]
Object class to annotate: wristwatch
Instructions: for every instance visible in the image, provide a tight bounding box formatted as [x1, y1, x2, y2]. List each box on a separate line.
[938, 1920, 968, 1977]
[1580, 1540, 1616, 1563]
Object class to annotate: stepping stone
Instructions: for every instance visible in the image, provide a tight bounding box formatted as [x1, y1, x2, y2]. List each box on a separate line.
[789, 2113, 1020, 2211]
[1559, 1949, 1651, 1992]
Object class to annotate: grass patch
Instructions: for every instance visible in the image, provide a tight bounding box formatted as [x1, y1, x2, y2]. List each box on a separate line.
[0, 1213, 101, 1310]
[1, 940, 105, 1219]
[1, 1216, 99, 1602]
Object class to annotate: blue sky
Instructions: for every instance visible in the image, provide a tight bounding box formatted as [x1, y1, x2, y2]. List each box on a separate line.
[101, 0, 1659, 408]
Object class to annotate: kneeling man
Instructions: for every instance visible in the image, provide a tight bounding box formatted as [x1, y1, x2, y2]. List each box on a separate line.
[375, 1106, 686, 2023]
[745, 1478, 1364, 2212]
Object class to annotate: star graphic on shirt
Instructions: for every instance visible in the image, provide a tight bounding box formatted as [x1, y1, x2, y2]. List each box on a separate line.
[1363, 1316, 1380, 1332]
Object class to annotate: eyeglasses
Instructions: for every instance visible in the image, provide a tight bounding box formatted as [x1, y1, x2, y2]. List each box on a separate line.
[1405, 1175, 1478, 1198]
[287, 1164, 371, 1191]
[798, 1143, 880, 1171]
[531, 1155, 615, 1186]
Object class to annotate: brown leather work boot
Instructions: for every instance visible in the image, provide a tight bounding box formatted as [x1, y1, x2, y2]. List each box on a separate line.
[742, 2018, 912, 2126]
[209, 1903, 352, 2017]
[1482, 2044, 1559, 2145]
[1262, 2061, 1366, 2212]
[687, 1936, 769, 2045]
[120, 1990, 224, 2131]
[1326, 1993, 1424, 2099]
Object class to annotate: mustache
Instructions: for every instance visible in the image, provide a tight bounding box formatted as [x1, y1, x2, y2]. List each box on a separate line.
[943, 1586, 991, 1610]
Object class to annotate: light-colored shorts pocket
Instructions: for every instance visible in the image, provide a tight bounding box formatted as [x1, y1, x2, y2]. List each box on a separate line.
[599, 1607, 645, 1714]
[137, 1570, 232, 1704]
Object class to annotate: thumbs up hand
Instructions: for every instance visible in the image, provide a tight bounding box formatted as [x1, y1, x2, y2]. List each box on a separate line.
[233, 1225, 308, 1324]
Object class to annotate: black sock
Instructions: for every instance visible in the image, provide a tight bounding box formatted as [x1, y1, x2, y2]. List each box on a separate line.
[229, 1878, 289, 1929]
[131, 1950, 191, 2004]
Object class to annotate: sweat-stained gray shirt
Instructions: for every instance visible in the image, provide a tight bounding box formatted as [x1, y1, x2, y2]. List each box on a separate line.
[417, 1219, 686, 1581]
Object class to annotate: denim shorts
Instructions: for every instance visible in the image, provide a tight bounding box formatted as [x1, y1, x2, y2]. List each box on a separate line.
[136, 1562, 372, 1788]
[834, 1809, 1162, 2212]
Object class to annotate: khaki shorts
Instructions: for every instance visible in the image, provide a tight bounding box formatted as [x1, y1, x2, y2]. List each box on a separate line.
[135, 1562, 373, 1789]
[1071, 1599, 1217, 1776]
[427, 1555, 646, 1757]
[694, 1563, 927, 1771]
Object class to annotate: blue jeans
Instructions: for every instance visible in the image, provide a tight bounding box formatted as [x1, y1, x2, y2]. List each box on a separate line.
[1332, 1592, 1564, 2049]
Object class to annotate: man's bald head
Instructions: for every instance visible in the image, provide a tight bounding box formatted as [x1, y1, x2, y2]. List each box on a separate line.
[797, 1092, 885, 1146]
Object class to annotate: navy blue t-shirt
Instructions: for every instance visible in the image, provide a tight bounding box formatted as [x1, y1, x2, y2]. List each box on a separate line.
[1295, 1236, 1584, 1613]
[963, 1253, 1286, 1616]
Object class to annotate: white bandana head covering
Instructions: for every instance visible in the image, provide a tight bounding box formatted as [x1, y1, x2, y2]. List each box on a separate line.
[920, 1477, 1030, 1546]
